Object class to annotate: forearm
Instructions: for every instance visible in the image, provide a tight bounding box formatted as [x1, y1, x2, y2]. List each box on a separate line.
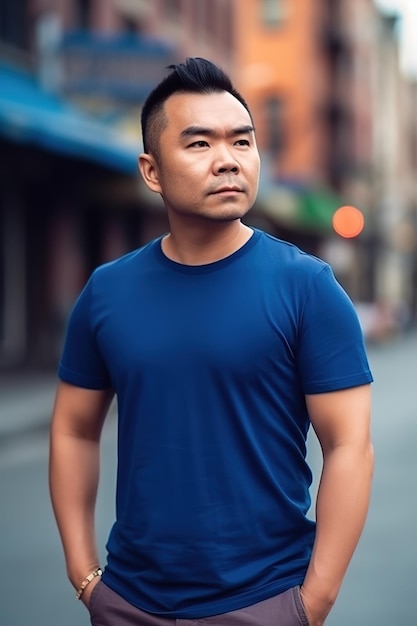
[49, 430, 101, 588]
[302, 442, 374, 623]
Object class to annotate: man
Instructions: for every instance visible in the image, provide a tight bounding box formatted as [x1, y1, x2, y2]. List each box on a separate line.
[49, 58, 374, 626]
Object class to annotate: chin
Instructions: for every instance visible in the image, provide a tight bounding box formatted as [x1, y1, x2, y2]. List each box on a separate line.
[206, 203, 252, 222]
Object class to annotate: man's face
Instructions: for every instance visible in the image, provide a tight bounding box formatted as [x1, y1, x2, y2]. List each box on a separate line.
[142, 91, 260, 225]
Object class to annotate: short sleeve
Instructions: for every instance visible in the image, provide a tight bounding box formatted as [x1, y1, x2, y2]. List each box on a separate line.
[58, 275, 112, 390]
[297, 265, 373, 394]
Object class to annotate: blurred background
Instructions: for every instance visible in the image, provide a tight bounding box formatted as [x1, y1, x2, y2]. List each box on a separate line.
[0, 1, 416, 624]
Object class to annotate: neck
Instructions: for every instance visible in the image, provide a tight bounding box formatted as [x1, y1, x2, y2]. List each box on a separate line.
[161, 221, 253, 266]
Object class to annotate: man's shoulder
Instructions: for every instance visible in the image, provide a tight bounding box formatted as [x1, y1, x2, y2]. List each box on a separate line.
[92, 237, 161, 282]
[257, 229, 328, 274]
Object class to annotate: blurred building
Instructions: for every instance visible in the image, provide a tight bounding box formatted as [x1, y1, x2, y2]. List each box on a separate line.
[0, 0, 237, 368]
[234, 0, 417, 324]
[339, 0, 416, 324]
[232, 0, 348, 254]
[1, 0, 416, 370]
[0, 0, 152, 368]
[371, 9, 417, 324]
[0, 60, 145, 368]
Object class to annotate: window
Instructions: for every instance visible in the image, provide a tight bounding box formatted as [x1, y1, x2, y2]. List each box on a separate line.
[220, 0, 233, 50]
[164, 0, 181, 20]
[0, 203, 26, 362]
[75, 0, 91, 29]
[261, 0, 289, 27]
[205, 0, 218, 42]
[0, 0, 27, 49]
[122, 16, 138, 34]
[264, 96, 286, 158]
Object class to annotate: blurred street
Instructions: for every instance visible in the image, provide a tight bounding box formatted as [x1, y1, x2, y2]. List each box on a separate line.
[0, 332, 416, 626]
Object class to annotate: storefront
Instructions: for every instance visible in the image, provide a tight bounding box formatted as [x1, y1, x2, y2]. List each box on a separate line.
[0, 61, 165, 369]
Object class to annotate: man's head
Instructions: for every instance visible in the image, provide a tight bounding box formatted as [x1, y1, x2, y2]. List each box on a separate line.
[141, 57, 252, 159]
[138, 58, 260, 226]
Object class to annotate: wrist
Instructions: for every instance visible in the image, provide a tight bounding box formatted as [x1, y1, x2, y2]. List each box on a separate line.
[68, 555, 101, 589]
[75, 567, 102, 600]
[300, 582, 335, 625]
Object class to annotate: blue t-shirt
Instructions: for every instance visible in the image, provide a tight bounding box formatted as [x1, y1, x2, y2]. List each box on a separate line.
[58, 229, 373, 618]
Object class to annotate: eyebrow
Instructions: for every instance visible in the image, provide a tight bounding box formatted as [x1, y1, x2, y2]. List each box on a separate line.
[180, 124, 255, 139]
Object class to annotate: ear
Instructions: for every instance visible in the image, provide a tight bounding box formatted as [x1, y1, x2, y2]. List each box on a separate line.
[138, 153, 162, 194]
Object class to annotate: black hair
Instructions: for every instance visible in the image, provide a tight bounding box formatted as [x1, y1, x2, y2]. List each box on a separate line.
[140, 57, 252, 157]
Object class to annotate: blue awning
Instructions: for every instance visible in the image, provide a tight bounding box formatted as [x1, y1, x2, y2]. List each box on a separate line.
[0, 61, 139, 174]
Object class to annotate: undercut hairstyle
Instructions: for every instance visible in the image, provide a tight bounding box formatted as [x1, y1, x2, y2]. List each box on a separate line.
[140, 57, 252, 159]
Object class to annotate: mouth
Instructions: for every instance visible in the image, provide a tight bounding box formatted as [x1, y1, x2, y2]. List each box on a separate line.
[211, 186, 243, 195]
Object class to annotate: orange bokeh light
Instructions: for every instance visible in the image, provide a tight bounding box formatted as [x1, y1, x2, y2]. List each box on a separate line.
[332, 205, 365, 238]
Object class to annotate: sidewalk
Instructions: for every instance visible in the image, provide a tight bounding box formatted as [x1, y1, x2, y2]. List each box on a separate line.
[0, 370, 118, 441]
[0, 371, 58, 440]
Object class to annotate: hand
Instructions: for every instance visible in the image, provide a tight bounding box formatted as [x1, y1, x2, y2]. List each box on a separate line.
[80, 574, 101, 609]
[299, 585, 330, 626]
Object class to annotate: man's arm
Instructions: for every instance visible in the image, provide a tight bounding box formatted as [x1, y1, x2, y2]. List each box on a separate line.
[49, 380, 114, 606]
[301, 384, 374, 626]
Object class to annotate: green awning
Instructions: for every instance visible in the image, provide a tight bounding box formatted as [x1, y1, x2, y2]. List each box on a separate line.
[258, 184, 343, 233]
[296, 189, 343, 231]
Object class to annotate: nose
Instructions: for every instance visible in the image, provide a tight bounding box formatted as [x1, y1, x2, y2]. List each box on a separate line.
[213, 146, 240, 175]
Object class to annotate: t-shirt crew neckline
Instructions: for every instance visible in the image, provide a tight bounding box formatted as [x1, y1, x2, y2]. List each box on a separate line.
[154, 228, 261, 274]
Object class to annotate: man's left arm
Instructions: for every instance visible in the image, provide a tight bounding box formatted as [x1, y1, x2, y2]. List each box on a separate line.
[301, 384, 374, 626]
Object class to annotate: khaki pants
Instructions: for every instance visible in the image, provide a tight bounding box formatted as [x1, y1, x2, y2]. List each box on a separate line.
[89, 582, 309, 626]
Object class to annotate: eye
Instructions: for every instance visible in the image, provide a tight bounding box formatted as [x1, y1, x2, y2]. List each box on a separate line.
[189, 140, 209, 148]
[235, 139, 250, 146]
